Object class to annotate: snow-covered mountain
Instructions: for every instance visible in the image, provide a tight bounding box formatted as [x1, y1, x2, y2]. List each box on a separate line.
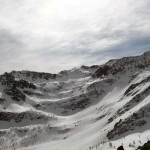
[0, 51, 150, 150]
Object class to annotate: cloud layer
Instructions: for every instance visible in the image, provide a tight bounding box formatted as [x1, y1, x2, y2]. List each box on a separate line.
[0, 0, 150, 74]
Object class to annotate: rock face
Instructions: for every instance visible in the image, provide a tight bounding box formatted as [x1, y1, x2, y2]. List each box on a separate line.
[0, 72, 36, 103]
[137, 141, 150, 150]
[117, 145, 124, 150]
[107, 86, 150, 139]
[0, 51, 150, 150]
[92, 65, 110, 78]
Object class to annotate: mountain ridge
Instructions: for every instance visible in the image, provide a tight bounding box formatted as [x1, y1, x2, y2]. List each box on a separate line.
[0, 50, 150, 150]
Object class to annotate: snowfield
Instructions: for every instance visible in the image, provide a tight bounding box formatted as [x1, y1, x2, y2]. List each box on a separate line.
[0, 51, 150, 150]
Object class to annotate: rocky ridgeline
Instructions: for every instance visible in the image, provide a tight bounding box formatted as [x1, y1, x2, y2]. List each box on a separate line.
[81, 65, 99, 70]
[10, 65, 99, 82]
[93, 51, 150, 78]
[11, 70, 57, 81]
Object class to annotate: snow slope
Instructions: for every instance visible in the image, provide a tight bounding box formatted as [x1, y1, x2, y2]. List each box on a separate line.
[0, 51, 150, 150]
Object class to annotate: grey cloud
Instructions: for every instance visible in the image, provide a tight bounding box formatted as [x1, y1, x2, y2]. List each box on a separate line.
[0, 29, 24, 61]
[0, 0, 150, 74]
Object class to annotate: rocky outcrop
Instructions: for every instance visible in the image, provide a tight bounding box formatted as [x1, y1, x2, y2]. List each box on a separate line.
[124, 75, 150, 96]
[137, 141, 150, 150]
[0, 73, 36, 89]
[108, 82, 150, 124]
[4, 87, 26, 102]
[81, 65, 99, 70]
[93, 51, 150, 78]
[107, 104, 150, 139]
[117, 145, 124, 150]
[92, 65, 110, 78]
[0, 110, 51, 123]
[0, 72, 37, 102]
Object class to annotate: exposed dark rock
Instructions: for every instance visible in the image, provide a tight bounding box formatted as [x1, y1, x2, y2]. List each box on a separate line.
[119, 85, 150, 114]
[0, 72, 15, 86]
[92, 65, 110, 78]
[137, 141, 150, 150]
[81, 65, 99, 70]
[124, 76, 150, 96]
[92, 51, 150, 78]
[0, 72, 36, 89]
[0, 72, 37, 102]
[107, 105, 149, 139]
[4, 87, 26, 102]
[117, 145, 124, 150]
[124, 83, 140, 96]
[13, 80, 36, 89]
[108, 85, 150, 124]
[0, 111, 49, 123]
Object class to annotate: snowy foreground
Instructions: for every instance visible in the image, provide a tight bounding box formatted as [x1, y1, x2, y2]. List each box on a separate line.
[0, 51, 150, 150]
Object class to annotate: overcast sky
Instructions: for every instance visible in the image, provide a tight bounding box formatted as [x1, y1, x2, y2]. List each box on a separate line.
[0, 0, 150, 74]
